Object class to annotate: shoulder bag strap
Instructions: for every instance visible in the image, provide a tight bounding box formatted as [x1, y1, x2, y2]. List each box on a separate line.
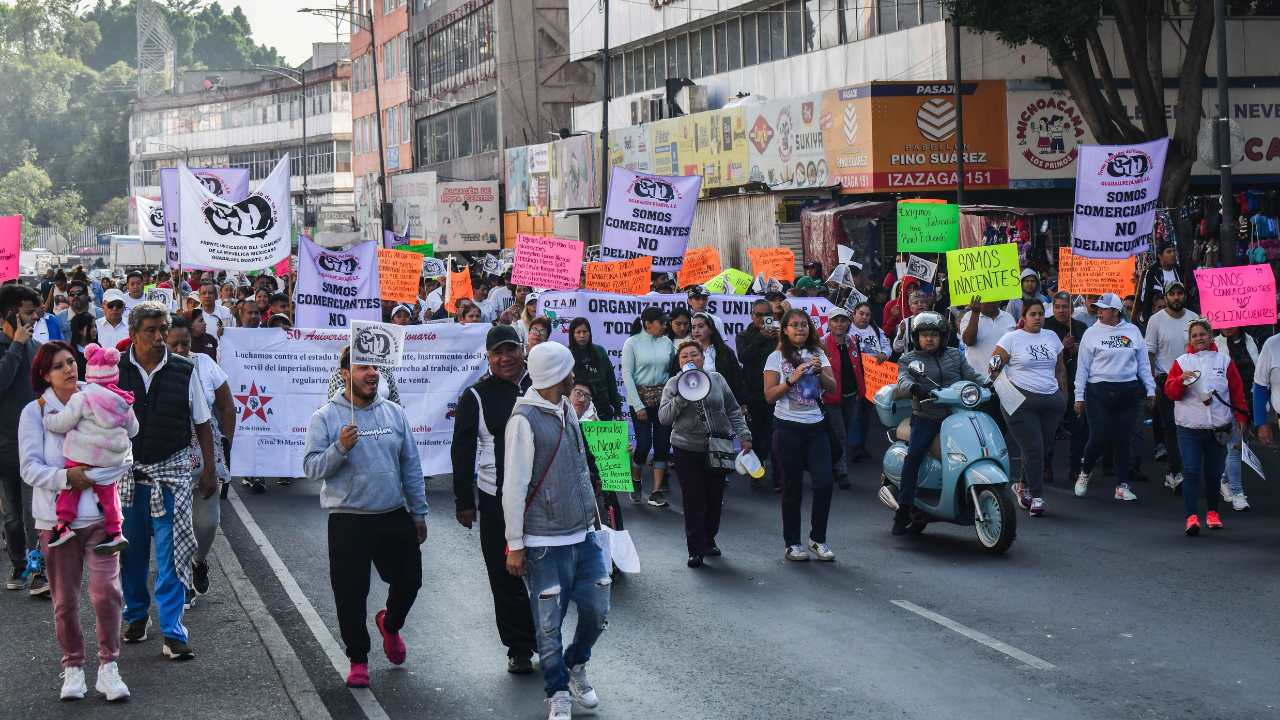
[523, 414, 564, 514]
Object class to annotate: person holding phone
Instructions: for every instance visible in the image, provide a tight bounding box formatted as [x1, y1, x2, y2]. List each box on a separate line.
[0, 283, 46, 593]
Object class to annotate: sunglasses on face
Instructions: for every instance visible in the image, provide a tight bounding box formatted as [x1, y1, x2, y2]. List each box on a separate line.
[68, 290, 86, 297]
[529, 328, 549, 337]
[106, 302, 124, 310]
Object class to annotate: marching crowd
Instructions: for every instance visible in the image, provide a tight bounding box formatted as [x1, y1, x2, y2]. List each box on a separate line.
[2, 242, 1278, 719]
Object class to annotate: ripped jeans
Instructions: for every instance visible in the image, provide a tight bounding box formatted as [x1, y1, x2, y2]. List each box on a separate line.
[523, 533, 612, 697]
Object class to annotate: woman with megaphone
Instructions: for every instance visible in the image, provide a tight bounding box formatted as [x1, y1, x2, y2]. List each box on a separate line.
[659, 341, 751, 567]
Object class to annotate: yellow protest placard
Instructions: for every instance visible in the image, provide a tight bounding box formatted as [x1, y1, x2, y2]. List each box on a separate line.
[377, 248, 424, 303]
[585, 256, 652, 295]
[678, 246, 721, 287]
[946, 244, 1022, 306]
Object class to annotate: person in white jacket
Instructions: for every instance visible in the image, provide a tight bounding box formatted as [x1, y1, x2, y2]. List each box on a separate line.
[19, 340, 130, 701]
[1072, 293, 1156, 501]
[1163, 319, 1250, 535]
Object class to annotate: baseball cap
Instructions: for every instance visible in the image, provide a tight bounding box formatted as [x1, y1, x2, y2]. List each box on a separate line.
[102, 289, 126, 305]
[640, 305, 671, 324]
[391, 303, 413, 317]
[1163, 280, 1186, 294]
[485, 324, 522, 351]
[1090, 292, 1125, 311]
[795, 276, 819, 290]
[765, 289, 786, 300]
[686, 284, 708, 297]
[827, 307, 850, 319]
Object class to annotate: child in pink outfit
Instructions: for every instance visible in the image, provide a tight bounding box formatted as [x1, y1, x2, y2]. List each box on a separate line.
[41, 343, 138, 554]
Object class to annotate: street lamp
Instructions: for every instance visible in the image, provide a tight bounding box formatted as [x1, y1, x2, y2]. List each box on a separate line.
[254, 64, 312, 227]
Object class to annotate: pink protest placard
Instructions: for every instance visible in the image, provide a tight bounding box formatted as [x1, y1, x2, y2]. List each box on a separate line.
[0, 216, 18, 283]
[510, 233, 583, 290]
[1194, 265, 1277, 329]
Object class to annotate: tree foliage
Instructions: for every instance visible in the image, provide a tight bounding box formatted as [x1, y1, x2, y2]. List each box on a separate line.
[0, 160, 87, 249]
[81, 1, 281, 74]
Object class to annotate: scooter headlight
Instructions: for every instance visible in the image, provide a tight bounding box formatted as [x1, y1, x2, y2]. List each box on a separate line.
[959, 382, 981, 407]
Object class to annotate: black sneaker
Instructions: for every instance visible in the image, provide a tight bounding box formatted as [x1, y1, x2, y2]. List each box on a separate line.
[250, 478, 266, 493]
[506, 654, 534, 675]
[193, 560, 209, 595]
[93, 532, 129, 556]
[628, 491, 642, 503]
[47, 523, 76, 548]
[851, 446, 873, 462]
[28, 573, 49, 597]
[276, 478, 291, 485]
[1129, 467, 1149, 482]
[706, 543, 721, 557]
[891, 506, 912, 536]
[162, 636, 194, 661]
[836, 473, 852, 490]
[647, 491, 669, 507]
[124, 617, 150, 643]
[183, 587, 197, 611]
[749, 476, 763, 489]
[6, 566, 24, 591]
[219, 483, 229, 500]
[687, 555, 704, 568]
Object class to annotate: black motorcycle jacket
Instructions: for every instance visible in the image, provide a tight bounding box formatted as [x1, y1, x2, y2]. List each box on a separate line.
[894, 346, 986, 421]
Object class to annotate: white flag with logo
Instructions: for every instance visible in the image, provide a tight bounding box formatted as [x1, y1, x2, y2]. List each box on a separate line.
[134, 196, 167, 244]
[482, 253, 502, 275]
[178, 157, 291, 270]
[349, 320, 406, 368]
[422, 256, 448, 277]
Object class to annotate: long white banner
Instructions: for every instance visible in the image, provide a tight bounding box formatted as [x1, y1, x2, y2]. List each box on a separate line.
[221, 326, 488, 478]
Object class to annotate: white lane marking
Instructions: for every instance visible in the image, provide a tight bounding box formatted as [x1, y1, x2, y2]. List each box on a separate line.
[227, 486, 392, 720]
[891, 600, 1057, 670]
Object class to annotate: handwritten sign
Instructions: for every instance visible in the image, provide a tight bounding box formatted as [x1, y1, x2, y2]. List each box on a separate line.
[704, 268, 754, 295]
[946, 243, 1022, 306]
[377, 248, 424, 303]
[445, 265, 473, 314]
[897, 202, 959, 253]
[1194, 265, 1277, 329]
[394, 243, 434, 257]
[906, 254, 937, 283]
[678, 246, 721, 287]
[1057, 247, 1135, 297]
[586, 256, 652, 295]
[511, 233, 583, 290]
[747, 247, 795, 283]
[0, 216, 18, 283]
[862, 356, 899, 402]
[580, 421, 633, 492]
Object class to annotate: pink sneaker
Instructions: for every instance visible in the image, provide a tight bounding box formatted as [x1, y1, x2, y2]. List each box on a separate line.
[346, 662, 369, 688]
[375, 609, 406, 665]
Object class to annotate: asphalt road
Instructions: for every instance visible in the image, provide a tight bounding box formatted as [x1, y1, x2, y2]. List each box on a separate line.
[5, 422, 1280, 719]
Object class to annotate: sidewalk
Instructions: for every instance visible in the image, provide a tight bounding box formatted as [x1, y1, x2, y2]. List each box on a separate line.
[0, 528, 326, 720]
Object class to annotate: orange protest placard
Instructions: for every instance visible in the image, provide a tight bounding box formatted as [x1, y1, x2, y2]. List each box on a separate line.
[377, 248, 423, 303]
[446, 266, 473, 314]
[677, 246, 721, 287]
[1058, 248, 1135, 297]
[862, 355, 899, 402]
[586, 256, 652, 295]
[747, 247, 795, 282]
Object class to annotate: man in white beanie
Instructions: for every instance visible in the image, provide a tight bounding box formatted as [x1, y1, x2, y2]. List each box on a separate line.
[503, 342, 609, 720]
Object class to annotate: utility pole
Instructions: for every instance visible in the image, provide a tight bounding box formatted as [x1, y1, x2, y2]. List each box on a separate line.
[952, 20, 965, 206]
[367, 9, 391, 239]
[1215, 0, 1234, 264]
[301, 66, 309, 227]
[599, 0, 610, 227]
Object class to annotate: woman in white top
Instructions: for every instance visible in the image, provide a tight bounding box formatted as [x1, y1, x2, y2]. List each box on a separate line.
[763, 309, 837, 562]
[849, 302, 891, 361]
[1072, 293, 1157, 501]
[991, 299, 1067, 517]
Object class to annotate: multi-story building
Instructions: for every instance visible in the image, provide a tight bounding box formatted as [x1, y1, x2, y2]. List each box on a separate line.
[350, 0, 413, 240]
[128, 42, 354, 231]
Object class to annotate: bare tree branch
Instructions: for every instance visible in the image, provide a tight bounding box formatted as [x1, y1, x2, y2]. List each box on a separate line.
[1085, 24, 1146, 141]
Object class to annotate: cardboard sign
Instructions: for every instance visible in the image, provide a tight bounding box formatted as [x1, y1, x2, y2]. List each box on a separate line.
[446, 266, 473, 314]
[703, 268, 754, 295]
[0, 216, 18, 283]
[946, 244, 1022, 306]
[906, 255, 937, 283]
[897, 202, 959, 253]
[586, 256, 652, 295]
[1194, 265, 1277, 329]
[511, 233, 583, 290]
[580, 421, 633, 492]
[747, 247, 795, 283]
[678, 246, 721, 287]
[1057, 247, 1135, 297]
[394, 243, 434, 256]
[349, 320, 406, 368]
[1073, 138, 1169, 258]
[377, 248, 425, 303]
[862, 355, 899, 402]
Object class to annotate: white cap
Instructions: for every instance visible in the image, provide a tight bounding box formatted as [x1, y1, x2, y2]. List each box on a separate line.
[102, 289, 126, 305]
[1090, 292, 1124, 311]
[391, 303, 414, 317]
[527, 341, 575, 390]
[827, 307, 850, 319]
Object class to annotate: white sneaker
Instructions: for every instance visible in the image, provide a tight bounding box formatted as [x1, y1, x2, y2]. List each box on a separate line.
[1232, 493, 1251, 511]
[568, 663, 598, 708]
[785, 544, 810, 561]
[548, 690, 573, 720]
[806, 539, 835, 561]
[1115, 483, 1137, 501]
[1165, 473, 1183, 492]
[95, 661, 130, 701]
[60, 666, 86, 700]
[1220, 481, 1236, 502]
[1074, 471, 1090, 496]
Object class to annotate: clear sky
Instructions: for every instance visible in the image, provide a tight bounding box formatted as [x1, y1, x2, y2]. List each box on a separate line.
[237, 1, 351, 66]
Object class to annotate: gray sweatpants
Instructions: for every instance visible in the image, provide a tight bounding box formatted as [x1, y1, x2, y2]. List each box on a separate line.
[1001, 387, 1067, 497]
[191, 479, 220, 565]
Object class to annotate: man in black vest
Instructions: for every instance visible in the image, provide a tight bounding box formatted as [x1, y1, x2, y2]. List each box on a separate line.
[116, 302, 217, 661]
[451, 325, 537, 674]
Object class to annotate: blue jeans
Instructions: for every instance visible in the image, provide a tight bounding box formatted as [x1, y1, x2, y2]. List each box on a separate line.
[898, 416, 942, 508]
[631, 406, 671, 470]
[849, 397, 873, 447]
[523, 535, 611, 697]
[1082, 380, 1144, 487]
[775, 418, 834, 547]
[1176, 426, 1225, 518]
[1223, 426, 1243, 496]
[120, 483, 187, 642]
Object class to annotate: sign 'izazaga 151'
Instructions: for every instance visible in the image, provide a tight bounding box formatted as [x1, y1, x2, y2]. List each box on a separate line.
[1071, 137, 1168, 259]
[601, 167, 702, 273]
[178, 155, 292, 271]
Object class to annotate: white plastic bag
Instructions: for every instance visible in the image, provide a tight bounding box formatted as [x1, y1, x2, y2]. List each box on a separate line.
[597, 526, 640, 574]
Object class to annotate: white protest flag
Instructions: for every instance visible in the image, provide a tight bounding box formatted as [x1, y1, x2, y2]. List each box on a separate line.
[906, 254, 938, 283]
[349, 320, 407, 368]
[1242, 442, 1266, 480]
[827, 264, 850, 287]
[159, 167, 250, 268]
[178, 156, 291, 270]
[422, 256, 448, 277]
[1072, 138, 1168, 259]
[600, 167, 702, 272]
[837, 244, 854, 265]
[749, 272, 766, 294]
[294, 236, 382, 328]
[482, 253, 502, 275]
[134, 196, 167, 244]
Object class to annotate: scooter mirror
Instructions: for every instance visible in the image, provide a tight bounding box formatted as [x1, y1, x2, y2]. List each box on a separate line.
[988, 355, 1004, 373]
[908, 360, 925, 377]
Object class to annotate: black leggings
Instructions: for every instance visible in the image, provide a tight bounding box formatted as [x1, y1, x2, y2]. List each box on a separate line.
[328, 509, 422, 664]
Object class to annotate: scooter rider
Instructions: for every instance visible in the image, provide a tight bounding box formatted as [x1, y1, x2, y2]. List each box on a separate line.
[891, 311, 991, 536]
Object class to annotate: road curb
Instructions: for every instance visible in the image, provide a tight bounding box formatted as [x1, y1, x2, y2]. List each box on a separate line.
[212, 529, 333, 720]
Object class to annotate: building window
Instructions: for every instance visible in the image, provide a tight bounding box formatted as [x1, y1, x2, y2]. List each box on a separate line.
[416, 117, 431, 167]
[688, 33, 701, 78]
[742, 15, 757, 66]
[727, 18, 741, 70]
[383, 0, 394, 14]
[820, 0, 841, 48]
[386, 106, 398, 151]
[644, 44, 656, 91]
[612, 54, 624, 98]
[666, 38, 678, 80]
[769, 4, 785, 60]
[699, 26, 713, 77]
[414, 39, 427, 91]
[479, 95, 497, 153]
[676, 33, 689, 77]
[430, 114, 449, 164]
[713, 23, 727, 73]
[786, 0, 803, 56]
[456, 103, 474, 158]
[426, 0, 495, 98]
[384, 38, 397, 79]
[625, 50, 638, 93]
[845, 0, 875, 41]
[922, 0, 942, 22]
[401, 102, 411, 144]
[399, 31, 409, 74]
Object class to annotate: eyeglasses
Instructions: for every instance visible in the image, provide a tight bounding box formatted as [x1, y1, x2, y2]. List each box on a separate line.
[786, 323, 809, 330]
[105, 302, 124, 310]
[752, 311, 767, 317]
[529, 328, 549, 337]
[572, 388, 593, 400]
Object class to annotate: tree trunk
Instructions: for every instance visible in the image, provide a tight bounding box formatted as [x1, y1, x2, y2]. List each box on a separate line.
[1052, 42, 1120, 145]
[1085, 24, 1146, 142]
[1110, 0, 1168, 139]
[1161, 3, 1217, 263]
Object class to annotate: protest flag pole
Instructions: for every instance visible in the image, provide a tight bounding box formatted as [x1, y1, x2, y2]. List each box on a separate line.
[952, 19, 965, 206]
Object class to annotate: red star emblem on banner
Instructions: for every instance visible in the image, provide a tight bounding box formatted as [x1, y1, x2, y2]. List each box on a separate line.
[234, 382, 273, 422]
[809, 304, 829, 332]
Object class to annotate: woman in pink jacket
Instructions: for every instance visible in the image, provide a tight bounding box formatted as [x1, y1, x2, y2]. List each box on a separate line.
[1163, 319, 1250, 536]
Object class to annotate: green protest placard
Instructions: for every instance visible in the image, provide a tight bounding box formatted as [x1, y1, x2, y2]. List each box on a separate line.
[394, 243, 434, 257]
[703, 268, 755, 295]
[580, 421, 632, 492]
[946, 243, 1022, 306]
[897, 202, 959, 252]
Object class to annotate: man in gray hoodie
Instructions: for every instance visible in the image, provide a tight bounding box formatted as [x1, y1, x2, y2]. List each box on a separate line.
[304, 347, 427, 689]
[503, 341, 609, 720]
